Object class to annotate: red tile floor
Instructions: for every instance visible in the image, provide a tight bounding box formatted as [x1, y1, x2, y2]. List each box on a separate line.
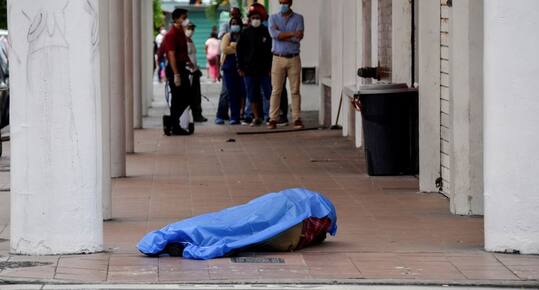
[1, 110, 538, 286]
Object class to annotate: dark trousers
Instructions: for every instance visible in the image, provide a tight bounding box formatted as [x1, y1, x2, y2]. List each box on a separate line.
[244, 74, 272, 120]
[190, 70, 203, 118]
[216, 80, 229, 120]
[166, 65, 191, 131]
[280, 83, 289, 121]
[222, 68, 244, 122]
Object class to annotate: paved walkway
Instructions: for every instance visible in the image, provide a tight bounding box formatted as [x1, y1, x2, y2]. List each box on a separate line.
[0, 82, 538, 287]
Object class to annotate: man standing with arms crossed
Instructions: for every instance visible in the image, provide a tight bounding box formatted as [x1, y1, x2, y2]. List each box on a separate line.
[267, 0, 305, 129]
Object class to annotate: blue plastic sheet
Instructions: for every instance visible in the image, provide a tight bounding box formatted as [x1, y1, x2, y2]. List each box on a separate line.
[137, 188, 337, 260]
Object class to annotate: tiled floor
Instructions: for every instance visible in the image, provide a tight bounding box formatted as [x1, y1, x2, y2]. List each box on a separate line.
[0, 83, 538, 286]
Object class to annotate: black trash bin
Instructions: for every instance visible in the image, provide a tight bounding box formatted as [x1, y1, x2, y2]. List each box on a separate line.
[357, 85, 419, 176]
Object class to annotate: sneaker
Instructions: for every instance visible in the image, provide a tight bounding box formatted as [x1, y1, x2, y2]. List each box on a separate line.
[277, 118, 289, 127]
[293, 119, 304, 129]
[215, 118, 225, 125]
[250, 119, 262, 127]
[230, 120, 240, 125]
[194, 116, 208, 123]
[241, 120, 250, 126]
[267, 120, 277, 130]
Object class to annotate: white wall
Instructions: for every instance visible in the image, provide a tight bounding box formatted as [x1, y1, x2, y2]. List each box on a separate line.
[484, 0, 539, 254]
[9, 0, 103, 254]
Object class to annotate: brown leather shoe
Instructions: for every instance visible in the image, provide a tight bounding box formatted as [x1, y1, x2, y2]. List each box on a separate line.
[267, 120, 277, 129]
[293, 119, 304, 129]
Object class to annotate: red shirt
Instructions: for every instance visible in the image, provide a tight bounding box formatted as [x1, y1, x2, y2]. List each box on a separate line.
[296, 217, 332, 250]
[162, 25, 190, 64]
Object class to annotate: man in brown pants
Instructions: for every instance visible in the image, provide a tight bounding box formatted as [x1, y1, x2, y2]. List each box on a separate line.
[267, 0, 305, 129]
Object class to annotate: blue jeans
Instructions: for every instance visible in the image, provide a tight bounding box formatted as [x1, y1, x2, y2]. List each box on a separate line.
[244, 75, 272, 120]
[222, 69, 244, 122]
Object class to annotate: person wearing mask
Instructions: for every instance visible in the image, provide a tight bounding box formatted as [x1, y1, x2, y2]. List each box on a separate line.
[185, 22, 207, 123]
[215, 7, 242, 125]
[237, 8, 272, 127]
[220, 17, 245, 125]
[162, 8, 194, 135]
[267, 0, 305, 130]
[205, 31, 220, 83]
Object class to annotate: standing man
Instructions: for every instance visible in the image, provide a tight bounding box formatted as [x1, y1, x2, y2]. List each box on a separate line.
[162, 8, 193, 135]
[237, 7, 273, 127]
[267, 0, 304, 129]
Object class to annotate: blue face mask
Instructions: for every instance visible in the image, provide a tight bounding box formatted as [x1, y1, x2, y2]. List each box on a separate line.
[280, 4, 290, 14]
[230, 25, 241, 33]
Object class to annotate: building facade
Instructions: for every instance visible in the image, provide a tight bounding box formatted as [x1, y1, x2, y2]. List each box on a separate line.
[6, 0, 539, 255]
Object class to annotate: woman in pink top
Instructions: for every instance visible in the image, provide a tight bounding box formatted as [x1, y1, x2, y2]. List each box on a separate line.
[205, 32, 221, 82]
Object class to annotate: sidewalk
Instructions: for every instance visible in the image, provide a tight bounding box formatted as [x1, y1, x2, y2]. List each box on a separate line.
[0, 81, 538, 287]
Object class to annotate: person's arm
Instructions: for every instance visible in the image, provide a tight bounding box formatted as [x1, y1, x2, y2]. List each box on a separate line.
[236, 31, 246, 75]
[221, 33, 236, 55]
[268, 15, 297, 41]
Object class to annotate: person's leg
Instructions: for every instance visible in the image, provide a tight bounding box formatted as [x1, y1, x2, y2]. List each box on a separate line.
[191, 72, 205, 121]
[223, 70, 241, 123]
[244, 75, 258, 121]
[279, 78, 289, 124]
[269, 57, 287, 124]
[260, 74, 272, 121]
[287, 56, 302, 125]
[216, 78, 229, 123]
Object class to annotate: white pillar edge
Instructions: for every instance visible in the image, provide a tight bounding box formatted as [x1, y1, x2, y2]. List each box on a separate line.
[448, 0, 484, 215]
[133, 0, 143, 129]
[99, 0, 112, 221]
[417, 0, 441, 193]
[124, 0, 135, 154]
[109, 0, 127, 178]
[391, 0, 413, 86]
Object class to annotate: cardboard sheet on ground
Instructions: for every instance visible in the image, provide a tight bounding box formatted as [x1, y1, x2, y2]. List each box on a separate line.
[137, 188, 338, 260]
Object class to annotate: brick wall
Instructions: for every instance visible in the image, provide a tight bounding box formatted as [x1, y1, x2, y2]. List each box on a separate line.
[440, 0, 451, 196]
[378, 0, 392, 81]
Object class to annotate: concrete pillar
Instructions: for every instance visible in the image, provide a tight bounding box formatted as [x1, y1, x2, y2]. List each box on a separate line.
[392, 0, 412, 85]
[448, 0, 483, 215]
[484, 0, 539, 254]
[133, 0, 143, 129]
[99, 0, 112, 220]
[330, 2, 344, 128]
[110, 0, 126, 178]
[8, 0, 103, 254]
[142, 0, 158, 111]
[417, 0, 441, 193]
[124, 0, 134, 154]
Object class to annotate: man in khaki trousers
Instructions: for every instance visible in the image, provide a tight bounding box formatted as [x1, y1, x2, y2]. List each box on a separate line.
[267, 0, 305, 129]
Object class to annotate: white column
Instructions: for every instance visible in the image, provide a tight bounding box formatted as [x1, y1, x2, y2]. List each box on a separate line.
[124, 0, 134, 154]
[9, 0, 103, 254]
[133, 0, 143, 129]
[392, 0, 412, 85]
[418, 0, 441, 193]
[99, 0, 112, 221]
[484, 0, 539, 254]
[110, 0, 126, 178]
[142, 0, 159, 110]
[448, 0, 483, 215]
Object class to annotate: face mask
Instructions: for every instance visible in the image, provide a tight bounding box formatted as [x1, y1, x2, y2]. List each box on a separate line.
[230, 25, 241, 33]
[182, 18, 190, 27]
[185, 30, 194, 38]
[251, 19, 261, 28]
[280, 4, 290, 14]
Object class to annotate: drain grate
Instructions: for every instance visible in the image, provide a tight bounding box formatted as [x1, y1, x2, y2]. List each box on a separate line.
[0, 261, 52, 270]
[231, 257, 285, 264]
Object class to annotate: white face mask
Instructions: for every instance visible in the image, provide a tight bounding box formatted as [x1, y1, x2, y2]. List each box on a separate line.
[251, 19, 261, 28]
[182, 18, 190, 27]
[185, 30, 194, 38]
